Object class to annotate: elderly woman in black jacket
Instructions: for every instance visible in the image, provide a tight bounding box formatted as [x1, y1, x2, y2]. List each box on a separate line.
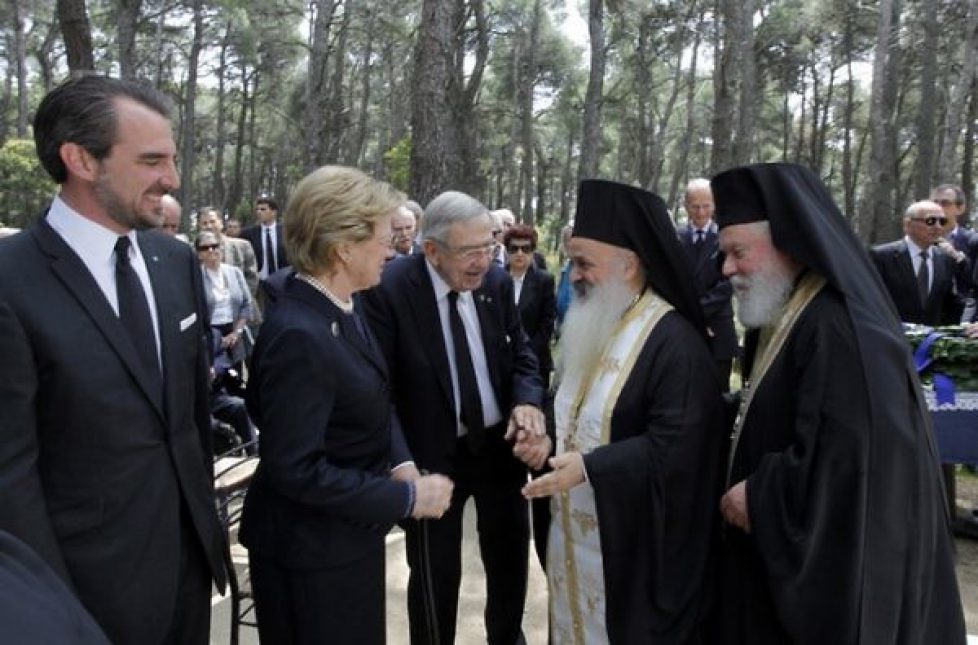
[238, 166, 453, 645]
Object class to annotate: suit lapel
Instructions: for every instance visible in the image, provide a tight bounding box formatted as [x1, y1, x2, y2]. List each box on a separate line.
[33, 220, 166, 420]
[928, 251, 947, 311]
[139, 233, 186, 423]
[473, 283, 503, 398]
[891, 243, 920, 311]
[405, 258, 456, 410]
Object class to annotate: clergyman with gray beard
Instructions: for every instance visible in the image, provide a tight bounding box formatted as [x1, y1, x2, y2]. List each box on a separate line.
[711, 162, 964, 645]
[520, 179, 726, 643]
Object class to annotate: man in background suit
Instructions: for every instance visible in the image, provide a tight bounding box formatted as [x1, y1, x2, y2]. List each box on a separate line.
[363, 191, 548, 644]
[870, 200, 966, 326]
[241, 195, 289, 279]
[679, 178, 738, 390]
[392, 203, 423, 257]
[0, 75, 226, 644]
[932, 184, 977, 314]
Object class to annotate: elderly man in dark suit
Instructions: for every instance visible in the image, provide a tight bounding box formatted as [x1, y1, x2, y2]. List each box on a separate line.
[363, 191, 548, 645]
[0, 76, 226, 643]
[870, 200, 967, 326]
[679, 177, 738, 390]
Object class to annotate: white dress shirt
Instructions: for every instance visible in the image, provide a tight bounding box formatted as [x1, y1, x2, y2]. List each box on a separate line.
[258, 222, 279, 278]
[46, 195, 162, 366]
[904, 236, 933, 292]
[425, 260, 504, 436]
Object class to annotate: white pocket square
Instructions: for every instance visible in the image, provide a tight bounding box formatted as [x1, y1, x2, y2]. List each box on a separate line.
[179, 313, 197, 332]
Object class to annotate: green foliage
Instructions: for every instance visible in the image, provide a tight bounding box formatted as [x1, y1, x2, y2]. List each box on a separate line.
[0, 139, 55, 228]
[384, 137, 412, 193]
[906, 326, 978, 391]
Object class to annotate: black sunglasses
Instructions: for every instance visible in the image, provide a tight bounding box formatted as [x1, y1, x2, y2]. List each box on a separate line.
[910, 216, 948, 227]
[506, 243, 533, 254]
[197, 243, 220, 251]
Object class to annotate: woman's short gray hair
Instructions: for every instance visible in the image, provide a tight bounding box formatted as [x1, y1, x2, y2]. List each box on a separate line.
[421, 191, 491, 243]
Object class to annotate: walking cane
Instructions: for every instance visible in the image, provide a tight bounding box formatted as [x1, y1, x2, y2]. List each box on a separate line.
[417, 471, 441, 645]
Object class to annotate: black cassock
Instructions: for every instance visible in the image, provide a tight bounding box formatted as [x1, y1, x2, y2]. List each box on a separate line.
[719, 287, 965, 644]
[580, 311, 727, 644]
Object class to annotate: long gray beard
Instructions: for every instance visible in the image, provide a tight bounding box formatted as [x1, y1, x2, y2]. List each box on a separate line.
[731, 264, 795, 328]
[556, 276, 637, 390]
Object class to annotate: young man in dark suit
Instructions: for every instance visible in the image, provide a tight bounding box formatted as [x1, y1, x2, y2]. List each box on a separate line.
[241, 195, 290, 279]
[363, 191, 548, 645]
[679, 178, 738, 390]
[0, 75, 226, 644]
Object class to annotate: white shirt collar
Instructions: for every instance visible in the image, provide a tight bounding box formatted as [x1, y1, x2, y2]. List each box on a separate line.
[47, 194, 139, 264]
[425, 258, 474, 304]
[904, 236, 930, 259]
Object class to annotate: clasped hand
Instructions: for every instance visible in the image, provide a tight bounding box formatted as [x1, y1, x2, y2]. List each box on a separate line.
[504, 404, 550, 470]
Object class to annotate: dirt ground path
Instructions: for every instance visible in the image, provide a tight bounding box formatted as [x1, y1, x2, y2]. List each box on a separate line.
[955, 471, 978, 632]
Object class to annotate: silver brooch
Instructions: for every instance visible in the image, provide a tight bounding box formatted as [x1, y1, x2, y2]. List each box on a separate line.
[331, 321, 340, 337]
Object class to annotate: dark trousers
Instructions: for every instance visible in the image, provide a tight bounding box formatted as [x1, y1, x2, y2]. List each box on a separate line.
[716, 359, 733, 393]
[250, 550, 385, 645]
[406, 434, 529, 645]
[161, 517, 213, 645]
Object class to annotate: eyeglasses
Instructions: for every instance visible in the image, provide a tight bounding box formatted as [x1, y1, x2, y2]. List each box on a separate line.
[936, 199, 962, 208]
[435, 239, 496, 261]
[197, 243, 220, 251]
[910, 216, 948, 227]
[506, 243, 533, 255]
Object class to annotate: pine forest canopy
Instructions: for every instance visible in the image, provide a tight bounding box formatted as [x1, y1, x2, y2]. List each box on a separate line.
[0, 0, 976, 249]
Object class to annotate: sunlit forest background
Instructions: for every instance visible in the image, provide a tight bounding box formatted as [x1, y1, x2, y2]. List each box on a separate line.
[1, 0, 976, 248]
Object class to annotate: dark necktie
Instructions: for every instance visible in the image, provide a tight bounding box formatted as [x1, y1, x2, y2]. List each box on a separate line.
[447, 291, 485, 452]
[917, 250, 930, 303]
[264, 227, 277, 273]
[695, 230, 704, 245]
[114, 237, 161, 389]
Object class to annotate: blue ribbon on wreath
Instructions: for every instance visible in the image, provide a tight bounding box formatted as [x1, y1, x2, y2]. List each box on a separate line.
[912, 331, 956, 405]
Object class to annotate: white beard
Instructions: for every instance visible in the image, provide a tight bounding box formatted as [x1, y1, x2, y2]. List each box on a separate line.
[556, 274, 637, 390]
[731, 263, 795, 328]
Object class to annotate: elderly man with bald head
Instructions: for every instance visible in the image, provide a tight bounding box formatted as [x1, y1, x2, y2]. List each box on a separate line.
[678, 177, 738, 390]
[869, 199, 967, 325]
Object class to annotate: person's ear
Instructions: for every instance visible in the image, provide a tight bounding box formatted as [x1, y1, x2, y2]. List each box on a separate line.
[423, 239, 439, 265]
[59, 142, 100, 182]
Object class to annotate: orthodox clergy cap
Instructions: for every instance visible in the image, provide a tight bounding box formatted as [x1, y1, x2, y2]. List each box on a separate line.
[712, 166, 769, 228]
[709, 162, 903, 332]
[572, 179, 705, 338]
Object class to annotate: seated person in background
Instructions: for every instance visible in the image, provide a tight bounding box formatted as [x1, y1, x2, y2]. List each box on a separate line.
[198, 207, 259, 295]
[196, 230, 254, 395]
[210, 329, 258, 455]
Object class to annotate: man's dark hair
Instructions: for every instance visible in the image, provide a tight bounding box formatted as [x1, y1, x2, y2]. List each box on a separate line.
[33, 75, 172, 184]
[931, 183, 966, 205]
[256, 196, 279, 211]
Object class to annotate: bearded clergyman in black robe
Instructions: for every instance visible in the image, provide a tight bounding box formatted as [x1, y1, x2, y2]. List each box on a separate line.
[520, 179, 727, 643]
[712, 163, 965, 644]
